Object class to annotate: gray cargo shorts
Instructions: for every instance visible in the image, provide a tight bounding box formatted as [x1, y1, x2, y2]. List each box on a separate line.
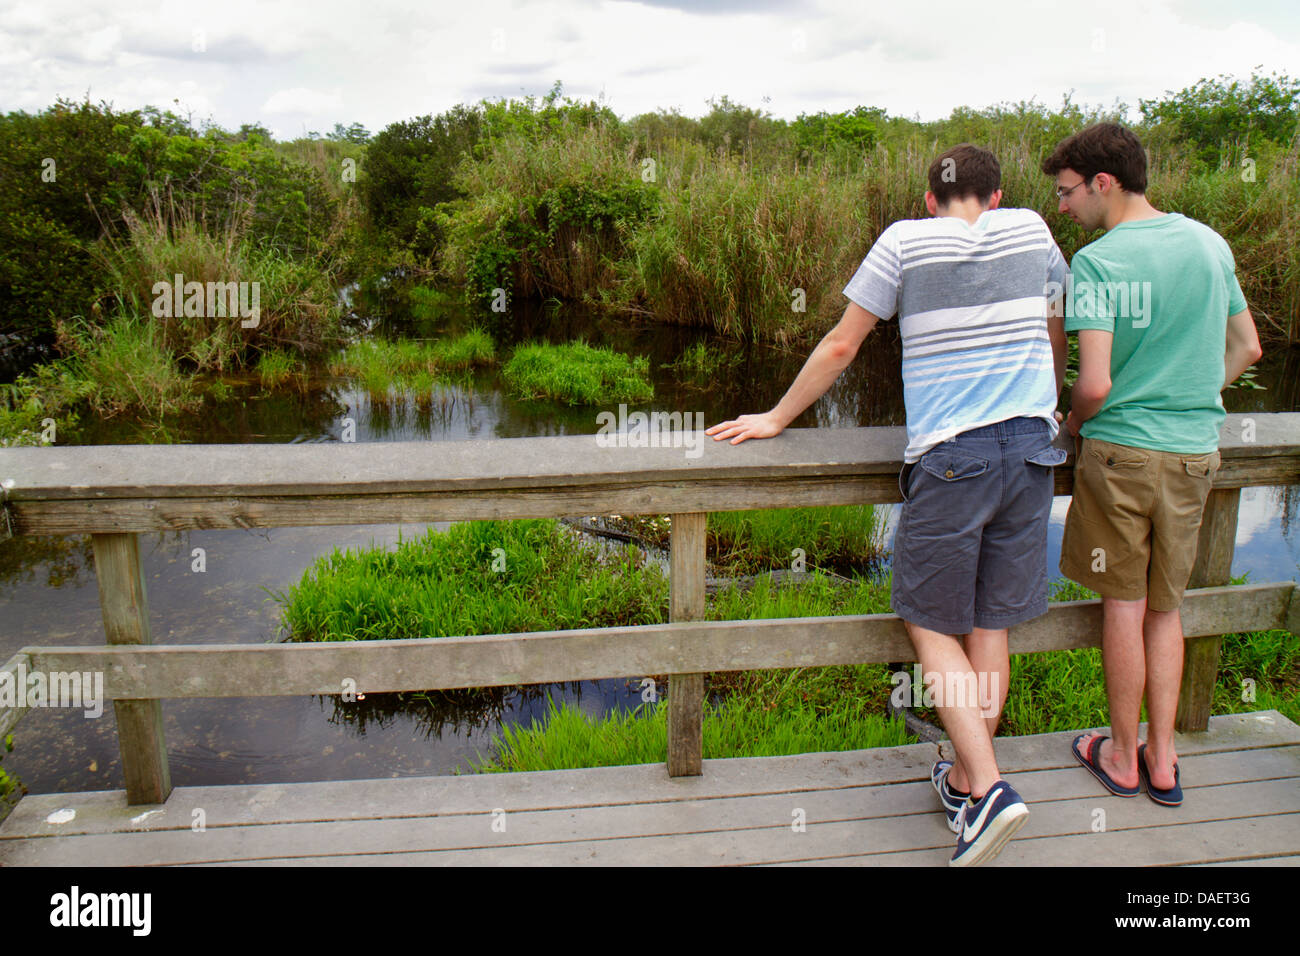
[890, 417, 1067, 635]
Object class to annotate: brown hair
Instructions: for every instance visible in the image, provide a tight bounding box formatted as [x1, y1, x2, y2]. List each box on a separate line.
[927, 143, 1001, 206]
[1041, 123, 1148, 194]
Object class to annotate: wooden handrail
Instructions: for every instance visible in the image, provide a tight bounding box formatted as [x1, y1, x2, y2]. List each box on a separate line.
[1, 415, 1296, 535]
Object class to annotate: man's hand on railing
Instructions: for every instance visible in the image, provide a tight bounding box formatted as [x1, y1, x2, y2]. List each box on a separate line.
[706, 411, 786, 445]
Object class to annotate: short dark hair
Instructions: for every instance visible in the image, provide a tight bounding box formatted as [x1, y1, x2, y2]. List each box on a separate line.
[1040, 123, 1148, 194]
[928, 143, 1001, 206]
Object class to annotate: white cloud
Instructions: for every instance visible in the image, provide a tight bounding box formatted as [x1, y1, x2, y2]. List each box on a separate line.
[262, 87, 346, 115]
[0, 0, 1294, 133]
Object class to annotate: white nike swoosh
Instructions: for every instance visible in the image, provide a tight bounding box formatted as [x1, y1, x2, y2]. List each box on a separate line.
[961, 790, 1001, 841]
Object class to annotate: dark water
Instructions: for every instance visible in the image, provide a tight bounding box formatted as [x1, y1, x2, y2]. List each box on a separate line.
[1, 295, 1297, 799]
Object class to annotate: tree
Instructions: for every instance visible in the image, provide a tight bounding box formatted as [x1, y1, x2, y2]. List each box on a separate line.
[1140, 70, 1300, 166]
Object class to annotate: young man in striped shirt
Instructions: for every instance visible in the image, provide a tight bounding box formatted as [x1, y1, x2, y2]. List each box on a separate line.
[708, 144, 1069, 865]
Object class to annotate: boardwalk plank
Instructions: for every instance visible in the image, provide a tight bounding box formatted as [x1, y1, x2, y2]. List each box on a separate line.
[807, 813, 1300, 867]
[1, 713, 1295, 866]
[3, 714, 1293, 839]
[4, 768, 1295, 867]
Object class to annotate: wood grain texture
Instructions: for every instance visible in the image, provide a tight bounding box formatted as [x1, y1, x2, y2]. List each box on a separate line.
[668, 513, 706, 777]
[15, 583, 1293, 702]
[1, 712, 1293, 866]
[1, 415, 1295, 534]
[1178, 488, 1242, 733]
[91, 533, 170, 805]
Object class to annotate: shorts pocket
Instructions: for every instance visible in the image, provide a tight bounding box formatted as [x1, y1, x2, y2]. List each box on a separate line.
[1088, 443, 1149, 470]
[919, 449, 989, 482]
[1184, 453, 1218, 480]
[1025, 446, 1068, 468]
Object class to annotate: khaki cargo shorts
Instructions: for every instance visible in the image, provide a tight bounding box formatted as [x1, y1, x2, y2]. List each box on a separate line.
[1059, 438, 1220, 611]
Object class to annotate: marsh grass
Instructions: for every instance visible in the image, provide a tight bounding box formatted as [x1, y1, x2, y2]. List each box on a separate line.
[432, 109, 1299, 346]
[93, 194, 342, 372]
[269, 519, 669, 643]
[328, 329, 496, 405]
[664, 340, 742, 385]
[615, 147, 875, 347]
[471, 688, 915, 773]
[256, 348, 309, 391]
[709, 505, 886, 576]
[272, 511, 1296, 772]
[605, 505, 887, 577]
[408, 285, 456, 321]
[501, 339, 653, 405]
[52, 311, 201, 420]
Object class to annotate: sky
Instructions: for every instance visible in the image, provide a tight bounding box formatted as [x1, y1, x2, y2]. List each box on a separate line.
[1, 0, 1297, 139]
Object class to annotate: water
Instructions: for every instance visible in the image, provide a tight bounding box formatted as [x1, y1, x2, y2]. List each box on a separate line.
[1, 296, 1296, 797]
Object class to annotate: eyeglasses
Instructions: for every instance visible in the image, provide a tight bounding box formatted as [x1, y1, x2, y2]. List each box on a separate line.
[1055, 177, 1091, 201]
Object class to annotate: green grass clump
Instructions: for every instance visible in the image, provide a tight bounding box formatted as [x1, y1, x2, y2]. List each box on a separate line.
[602, 506, 887, 577]
[664, 341, 741, 385]
[256, 349, 308, 390]
[709, 506, 884, 575]
[431, 328, 495, 369]
[1212, 628, 1299, 726]
[270, 519, 668, 642]
[408, 285, 455, 320]
[472, 682, 914, 773]
[328, 330, 496, 398]
[502, 339, 653, 405]
[53, 312, 201, 420]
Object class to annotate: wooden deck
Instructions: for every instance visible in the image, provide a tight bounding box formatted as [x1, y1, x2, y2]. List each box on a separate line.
[2, 710, 1297, 866]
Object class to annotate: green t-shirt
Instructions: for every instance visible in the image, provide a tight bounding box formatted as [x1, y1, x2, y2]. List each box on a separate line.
[1065, 212, 1248, 454]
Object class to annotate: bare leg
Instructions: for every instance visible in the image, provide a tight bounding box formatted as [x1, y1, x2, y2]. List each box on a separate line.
[907, 621, 1000, 799]
[947, 627, 1009, 794]
[1077, 596, 1145, 790]
[1142, 606, 1183, 791]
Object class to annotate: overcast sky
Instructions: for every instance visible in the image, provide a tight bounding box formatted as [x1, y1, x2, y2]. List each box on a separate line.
[2, 0, 1297, 139]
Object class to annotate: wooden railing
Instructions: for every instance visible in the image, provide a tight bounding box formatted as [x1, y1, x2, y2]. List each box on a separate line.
[1, 413, 1298, 805]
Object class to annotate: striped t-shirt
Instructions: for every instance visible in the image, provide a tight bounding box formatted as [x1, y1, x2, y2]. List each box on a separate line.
[843, 207, 1068, 462]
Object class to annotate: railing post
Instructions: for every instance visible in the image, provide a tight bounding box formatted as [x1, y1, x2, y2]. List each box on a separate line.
[1176, 487, 1241, 732]
[667, 512, 706, 776]
[91, 533, 171, 804]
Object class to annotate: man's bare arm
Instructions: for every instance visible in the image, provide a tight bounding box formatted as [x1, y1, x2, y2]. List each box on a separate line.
[1064, 329, 1112, 437]
[1224, 307, 1262, 388]
[706, 301, 882, 444]
[1047, 297, 1067, 396]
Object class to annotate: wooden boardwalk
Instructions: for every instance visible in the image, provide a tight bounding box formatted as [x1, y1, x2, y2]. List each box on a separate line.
[2, 711, 1297, 866]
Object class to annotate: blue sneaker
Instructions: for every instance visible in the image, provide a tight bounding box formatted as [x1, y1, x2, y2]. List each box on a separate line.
[950, 779, 1029, 867]
[931, 760, 970, 833]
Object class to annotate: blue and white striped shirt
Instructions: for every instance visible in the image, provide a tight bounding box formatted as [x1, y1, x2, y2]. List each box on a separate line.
[843, 207, 1067, 462]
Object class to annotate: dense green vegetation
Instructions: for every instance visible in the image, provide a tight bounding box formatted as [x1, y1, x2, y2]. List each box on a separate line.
[267, 511, 1298, 774]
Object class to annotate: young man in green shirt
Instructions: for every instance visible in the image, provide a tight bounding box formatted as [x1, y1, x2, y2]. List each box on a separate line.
[1042, 123, 1261, 805]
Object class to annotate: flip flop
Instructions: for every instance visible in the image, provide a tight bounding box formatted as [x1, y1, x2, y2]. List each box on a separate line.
[1072, 733, 1140, 797]
[1137, 743, 1183, 807]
